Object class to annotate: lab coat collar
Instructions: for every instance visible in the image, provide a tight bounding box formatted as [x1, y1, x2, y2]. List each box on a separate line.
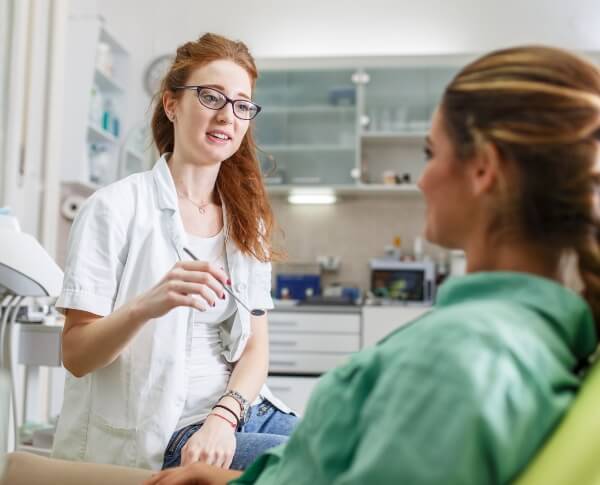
[152, 153, 179, 212]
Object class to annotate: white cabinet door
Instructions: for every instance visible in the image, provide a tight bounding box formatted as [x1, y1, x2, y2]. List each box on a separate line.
[362, 306, 431, 348]
[267, 376, 320, 416]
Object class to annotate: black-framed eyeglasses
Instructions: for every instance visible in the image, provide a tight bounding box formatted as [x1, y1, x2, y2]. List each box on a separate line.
[173, 85, 262, 120]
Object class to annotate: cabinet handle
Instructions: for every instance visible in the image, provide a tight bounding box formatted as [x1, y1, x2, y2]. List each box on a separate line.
[270, 341, 297, 347]
[270, 360, 297, 367]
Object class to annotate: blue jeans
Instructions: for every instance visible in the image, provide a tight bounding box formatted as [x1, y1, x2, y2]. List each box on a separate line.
[162, 399, 298, 470]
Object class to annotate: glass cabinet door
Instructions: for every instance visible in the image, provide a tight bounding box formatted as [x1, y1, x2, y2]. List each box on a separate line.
[254, 69, 358, 186]
[360, 66, 457, 186]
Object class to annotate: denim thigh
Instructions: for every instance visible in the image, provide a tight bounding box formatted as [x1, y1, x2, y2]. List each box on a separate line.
[162, 399, 298, 470]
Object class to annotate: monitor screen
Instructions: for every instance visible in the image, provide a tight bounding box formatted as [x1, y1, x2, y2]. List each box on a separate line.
[371, 269, 425, 301]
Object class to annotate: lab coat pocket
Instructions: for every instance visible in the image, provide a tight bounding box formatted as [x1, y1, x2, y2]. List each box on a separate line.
[85, 413, 138, 466]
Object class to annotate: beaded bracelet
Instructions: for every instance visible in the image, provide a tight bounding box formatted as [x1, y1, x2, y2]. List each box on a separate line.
[219, 390, 250, 424]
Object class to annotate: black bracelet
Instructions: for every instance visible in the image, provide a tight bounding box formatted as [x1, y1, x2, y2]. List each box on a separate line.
[212, 404, 240, 429]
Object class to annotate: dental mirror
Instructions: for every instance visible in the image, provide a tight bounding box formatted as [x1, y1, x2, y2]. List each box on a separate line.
[183, 248, 266, 317]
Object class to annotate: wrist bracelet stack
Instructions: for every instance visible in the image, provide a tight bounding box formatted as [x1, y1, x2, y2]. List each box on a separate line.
[208, 412, 236, 429]
[212, 404, 240, 429]
[218, 390, 251, 425]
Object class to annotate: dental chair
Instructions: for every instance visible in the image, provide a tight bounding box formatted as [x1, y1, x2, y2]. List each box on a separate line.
[515, 358, 600, 485]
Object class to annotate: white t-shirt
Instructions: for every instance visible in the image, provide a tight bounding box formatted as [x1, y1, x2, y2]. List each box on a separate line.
[176, 229, 237, 430]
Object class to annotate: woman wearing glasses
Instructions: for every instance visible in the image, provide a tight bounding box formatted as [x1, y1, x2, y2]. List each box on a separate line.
[52, 33, 297, 472]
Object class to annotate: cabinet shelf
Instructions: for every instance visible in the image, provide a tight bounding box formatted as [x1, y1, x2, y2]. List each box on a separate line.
[261, 144, 355, 152]
[94, 68, 124, 93]
[87, 123, 117, 144]
[266, 184, 421, 196]
[99, 25, 128, 55]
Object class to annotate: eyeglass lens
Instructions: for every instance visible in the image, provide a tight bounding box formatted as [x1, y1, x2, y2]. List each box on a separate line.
[197, 87, 259, 120]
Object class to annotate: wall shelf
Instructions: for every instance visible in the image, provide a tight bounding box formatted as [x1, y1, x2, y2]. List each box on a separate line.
[87, 123, 117, 144]
[266, 183, 421, 196]
[93, 68, 124, 93]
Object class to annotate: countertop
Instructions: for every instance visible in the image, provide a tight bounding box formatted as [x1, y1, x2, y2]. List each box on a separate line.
[271, 301, 432, 313]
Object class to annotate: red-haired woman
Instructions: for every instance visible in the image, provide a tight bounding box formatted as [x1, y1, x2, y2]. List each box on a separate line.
[52, 33, 297, 472]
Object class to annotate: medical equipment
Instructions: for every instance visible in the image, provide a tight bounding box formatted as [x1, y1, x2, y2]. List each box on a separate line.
[0, 211, 63, 452]
[183, 247, 265, 317]
[0, 370, 9, 476]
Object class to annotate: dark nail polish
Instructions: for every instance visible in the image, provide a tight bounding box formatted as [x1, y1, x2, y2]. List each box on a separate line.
[227, 279, 231, 285]
[212, 301, 216, 307]
[221, 293, 226, 299]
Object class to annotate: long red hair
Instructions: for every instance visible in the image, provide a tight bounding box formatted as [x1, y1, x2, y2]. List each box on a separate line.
[151, 33, 279, 262]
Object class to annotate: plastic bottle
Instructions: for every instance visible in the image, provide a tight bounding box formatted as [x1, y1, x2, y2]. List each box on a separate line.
[102, 98, 113, 133]
[413, 236, 423, 261]
[111, 102, 120, 138]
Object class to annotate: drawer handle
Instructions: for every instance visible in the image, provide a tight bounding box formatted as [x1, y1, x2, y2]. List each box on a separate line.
[270, 341, 297, 347]
[271, 321, 298, 327]
[270, 360, 297, 367]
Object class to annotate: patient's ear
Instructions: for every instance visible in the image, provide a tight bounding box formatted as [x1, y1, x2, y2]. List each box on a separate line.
[469, 142, 503, 197]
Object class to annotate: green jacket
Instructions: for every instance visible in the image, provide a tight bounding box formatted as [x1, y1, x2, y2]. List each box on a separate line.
[232, 272, 597, 485]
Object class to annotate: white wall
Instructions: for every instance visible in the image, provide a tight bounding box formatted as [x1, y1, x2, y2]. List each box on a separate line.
[95, 0, 600, 135]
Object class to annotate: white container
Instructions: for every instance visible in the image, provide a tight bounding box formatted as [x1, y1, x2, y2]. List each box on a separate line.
[95, 42, 113, 77]
[449, 250, 467, 276]
[89, 85, 103, 125]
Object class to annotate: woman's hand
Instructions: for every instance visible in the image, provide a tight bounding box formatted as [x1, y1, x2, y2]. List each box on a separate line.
[180, 414, 237, 469]
[133, 261, 228, 321]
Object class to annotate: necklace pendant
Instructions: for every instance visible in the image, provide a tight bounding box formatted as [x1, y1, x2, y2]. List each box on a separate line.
[198, 207, 206, 215]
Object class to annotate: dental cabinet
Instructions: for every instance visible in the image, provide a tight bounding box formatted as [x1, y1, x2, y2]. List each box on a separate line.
[362, 305, 430, 348]
[20, 307, 429, 427]
[267, 305, 430, 414]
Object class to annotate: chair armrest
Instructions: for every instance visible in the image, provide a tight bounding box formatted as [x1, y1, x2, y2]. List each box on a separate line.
[0, 452, 154, 485]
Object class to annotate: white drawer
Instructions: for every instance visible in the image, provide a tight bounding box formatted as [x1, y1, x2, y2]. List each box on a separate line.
[269, 333, 359, 353]
[269, 352, 351, 374]
[269, 312, 360, 334]
[267, 376, 320, 416]
[362, 306, 431, 348]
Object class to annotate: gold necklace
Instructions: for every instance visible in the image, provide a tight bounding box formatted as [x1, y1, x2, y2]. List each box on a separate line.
[176, 190, 211, 215]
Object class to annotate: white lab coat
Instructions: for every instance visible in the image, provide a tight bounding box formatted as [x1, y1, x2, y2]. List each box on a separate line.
[52, 155, 290, 469]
